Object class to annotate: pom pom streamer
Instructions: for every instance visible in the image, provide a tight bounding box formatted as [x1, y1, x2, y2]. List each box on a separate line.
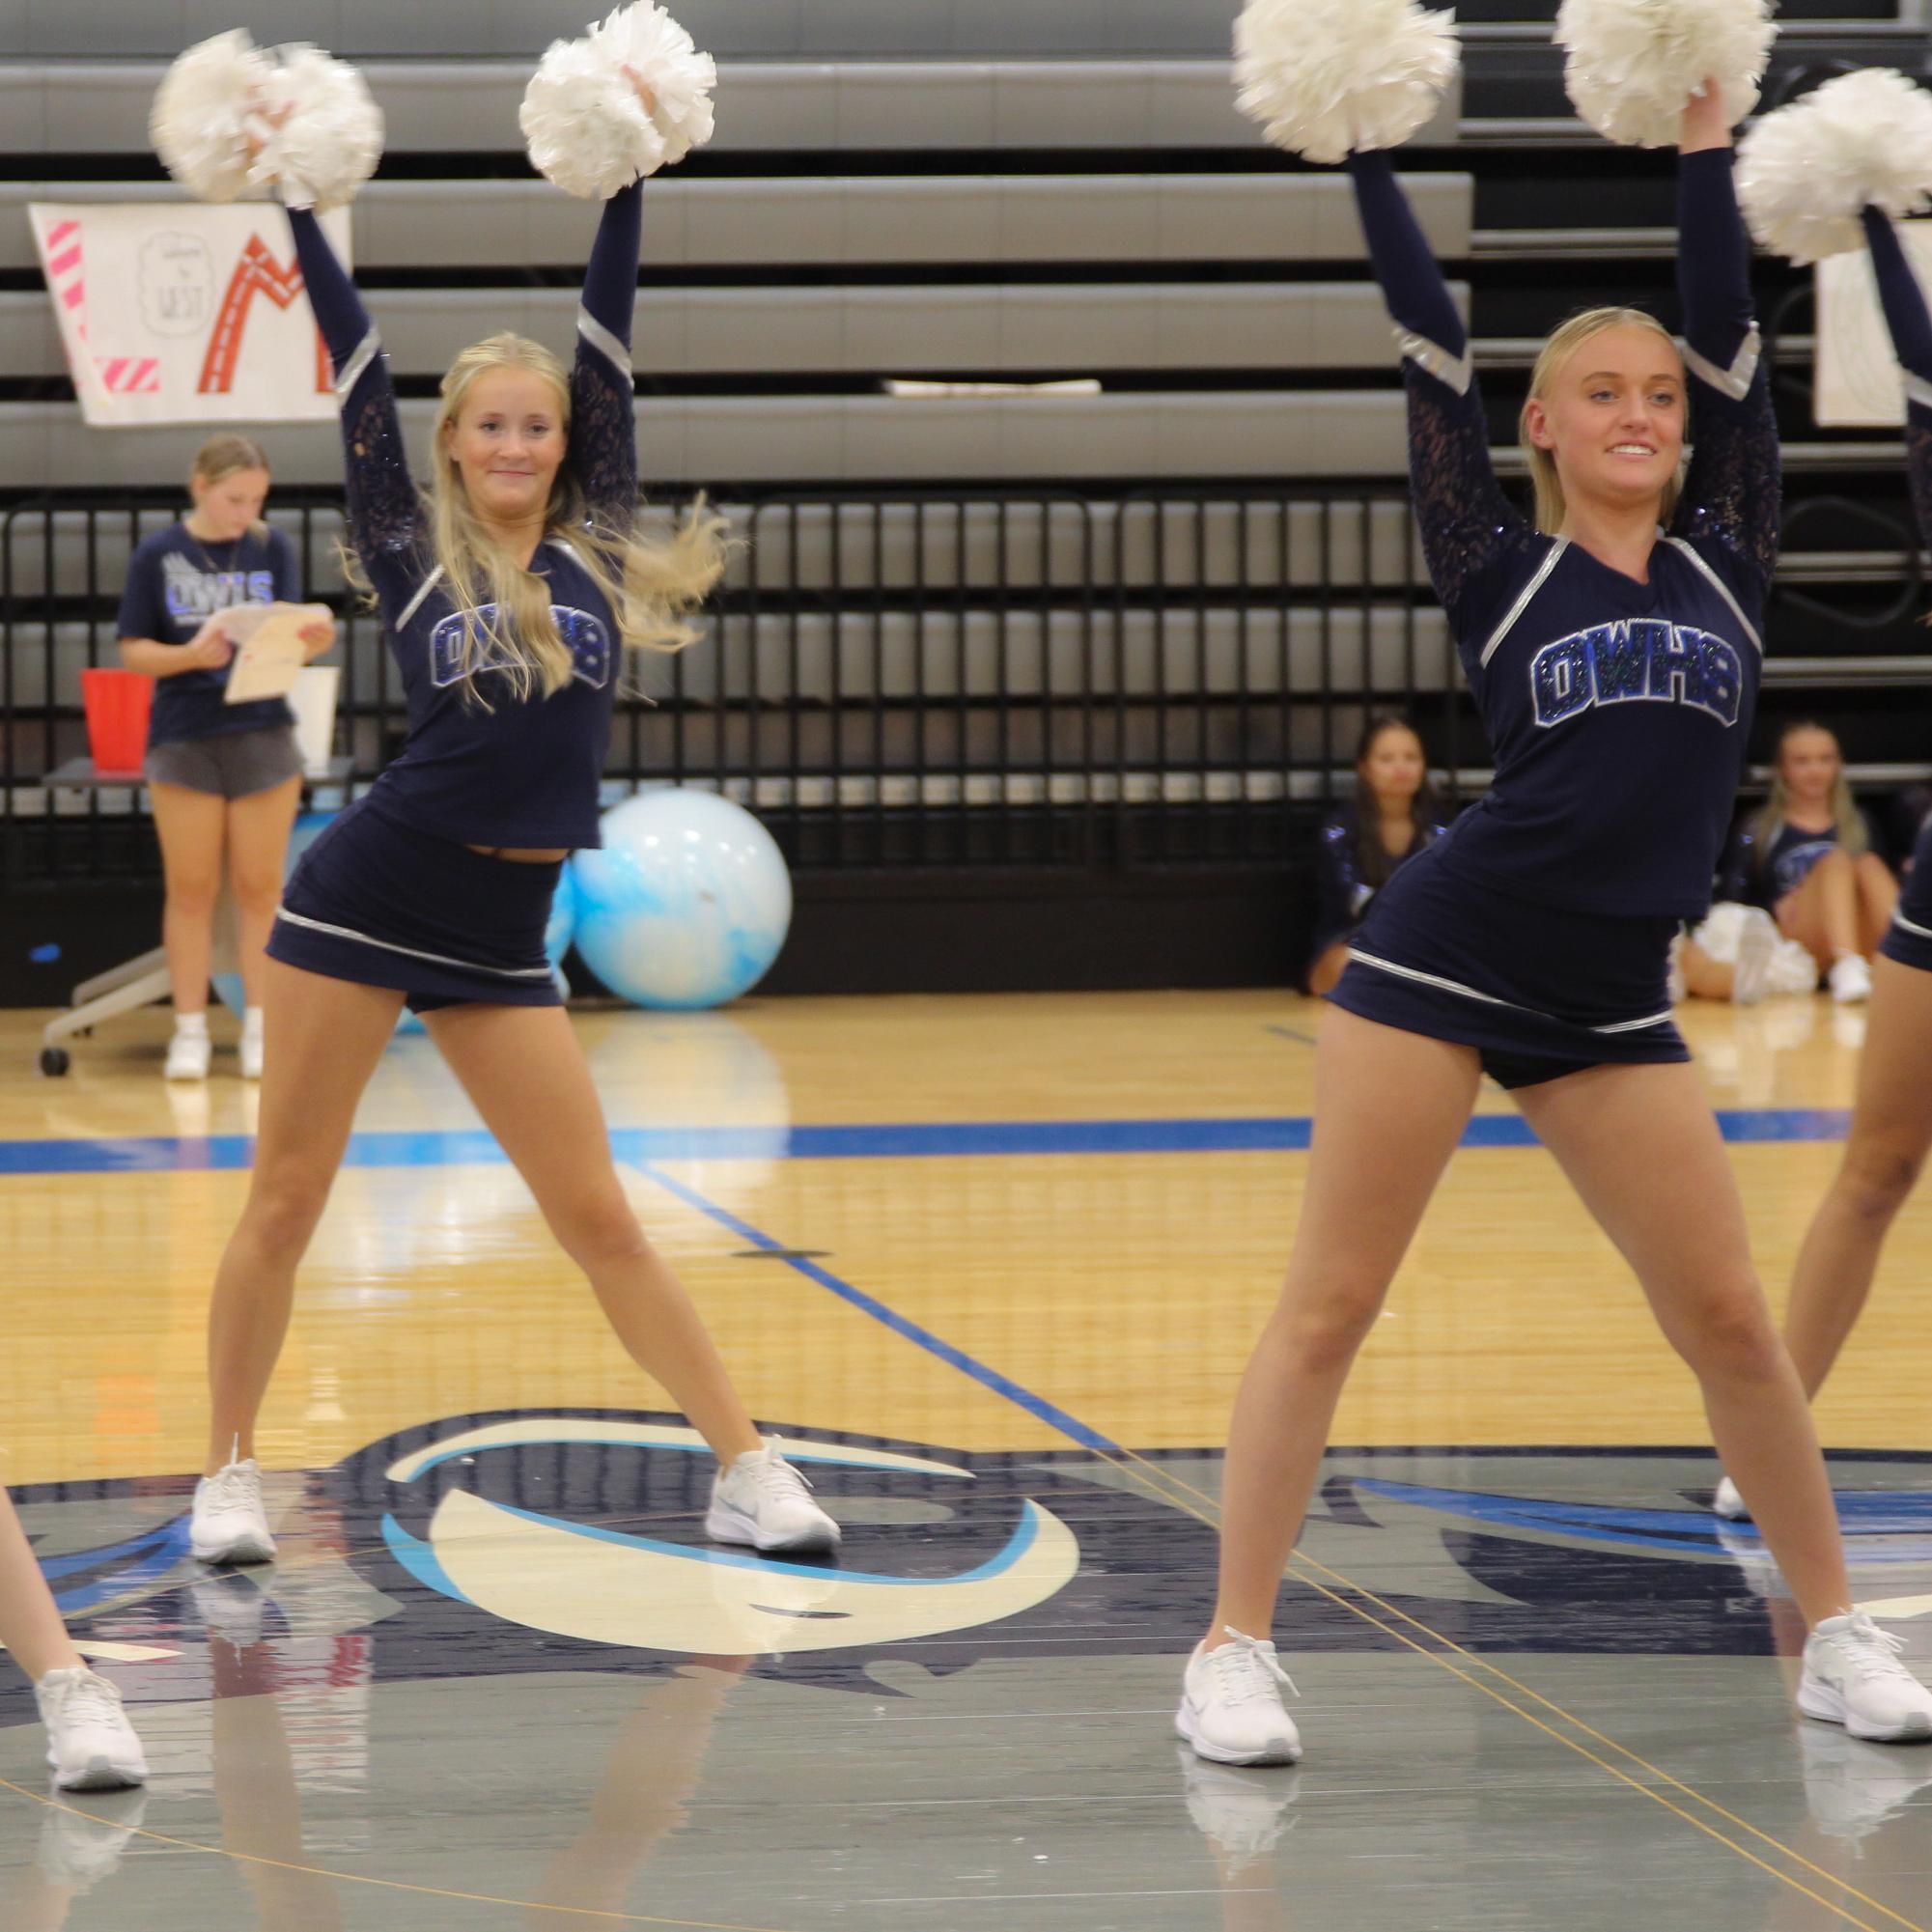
[1738, 69, 1932, 265]
[151, 31, 383, 211]
[521, 3, 717, 199]
[1231, 0, 1459, 166]
[1555, 0, 1777, 151]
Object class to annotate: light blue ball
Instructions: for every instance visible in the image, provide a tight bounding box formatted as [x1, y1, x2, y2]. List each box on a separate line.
[570, 790, 792, 1011]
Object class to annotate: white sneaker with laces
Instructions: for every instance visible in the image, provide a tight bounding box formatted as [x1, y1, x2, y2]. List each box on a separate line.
[164, 1024, 211, 1081]
[1176, 1627, 1302, 1766]
[1712, 1475, 1750, 1521]
[1830, 954, 1873, 1004]
[1801, 1610, 1932, 1742]
[35, 1668, 148, 1791]
[191, 1457, 277, 1564]
[705, 1441, 841, 1554]
[1731, 910, 1778, 1006]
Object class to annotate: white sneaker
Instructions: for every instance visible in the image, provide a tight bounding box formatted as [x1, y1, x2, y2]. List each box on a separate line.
[164, 1025, 211, 1080]
[705, 1441, 841, 1554]
[35, 1668, 148, 1792]
[191, 1458, 277, 1565]
[1731, 910, 1778, 1006]
[1176, 1628, 1302, 1766]
[1830, 954, 1873, 1004]
[1800, 1610, 1932, 1742]
[1712, 1475, 1750, 1521]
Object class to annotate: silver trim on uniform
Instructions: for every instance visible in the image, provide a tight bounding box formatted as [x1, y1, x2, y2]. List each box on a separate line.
[1662, 536, 1763, 656]
[334, 327, 381, 403]
[1906, 372, 1932, 414]
[275, 906, 555, 980]
[1681, 324, 1761, 404]
[396, 566, 446, 630]
[577, 305, 630, 378]
[1345, 947, 1675, 1036]
[1393, 326, 1474, 397]
[1478, 537, 1569, 669]
[1893, 907, 1932, 944]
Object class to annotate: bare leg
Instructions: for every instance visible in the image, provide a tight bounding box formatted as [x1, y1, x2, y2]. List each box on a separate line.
[1207, 1006, 1480, 1644]
[422, 1002, 763, 1462]
[1777, 851, 1862, 971]
[1679, 938, 1739, 1001]
[1515, 1061, 1850, 1626]
[0, 1490, 83, 1682]
[205, 959, 402, 1471]
[1783, 955, 1932, 1396]
[1305, 943, 1351, 997]
[225, 776, 302, 1007]
[150, 781, 226, 1014]
[1853, 854, 1900, 958]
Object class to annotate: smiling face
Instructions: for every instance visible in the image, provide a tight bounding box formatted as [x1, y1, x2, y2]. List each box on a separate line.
[1523, 322, 1686, 523]
[1778, 725, 1842, 812]
[441, 366, 568, 529]
[1360, 724, 1425, 811]
[187, 465, 269, 542]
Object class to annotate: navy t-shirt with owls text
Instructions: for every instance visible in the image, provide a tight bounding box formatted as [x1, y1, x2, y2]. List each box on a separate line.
[115, 523, 299, 746]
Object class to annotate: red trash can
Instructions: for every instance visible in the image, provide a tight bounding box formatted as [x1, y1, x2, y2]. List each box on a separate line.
[80, 668, 153, 776]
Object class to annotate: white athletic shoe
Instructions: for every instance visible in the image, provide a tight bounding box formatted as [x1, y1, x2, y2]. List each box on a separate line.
[190, 1458, 277, 1565]
[163, 1026, 211, 1081]
[1731, 910, 1778, 1006]
[1830, 954, 1873, 1004]
[35, 1668, 148, 1792]
[1712, 1475, 1750, 1521]
[1176, 1628, 1302, 1766]
[705, 1442, 841, 1554]
[1800, 1611, 1932, 1743]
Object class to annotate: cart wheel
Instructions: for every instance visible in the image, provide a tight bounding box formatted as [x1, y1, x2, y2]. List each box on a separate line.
[39, 1047, 70, 1078]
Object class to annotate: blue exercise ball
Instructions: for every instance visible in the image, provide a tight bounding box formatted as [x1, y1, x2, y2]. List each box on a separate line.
[571, 790, 792, 1010]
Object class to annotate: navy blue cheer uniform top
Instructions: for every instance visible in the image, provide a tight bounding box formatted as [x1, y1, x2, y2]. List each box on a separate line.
[266, 182, 648, 1010]
[1328, 148, 1778, 1085]
[1719, 814, 1879, 911]
[1862, 207, 1932, 976]
[1309, 802, 1445, 969]
[116, 523, 298, 745]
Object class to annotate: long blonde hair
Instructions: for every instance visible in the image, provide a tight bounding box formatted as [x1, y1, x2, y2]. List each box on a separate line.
[1520, 307, 1686, 536]
[1749, 720, 1868, 867]
[420, 332, 727, 705]
[188, 433, 272, 541]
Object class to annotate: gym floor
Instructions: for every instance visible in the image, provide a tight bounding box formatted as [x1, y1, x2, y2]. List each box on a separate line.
[2, 989, 1929, 1930]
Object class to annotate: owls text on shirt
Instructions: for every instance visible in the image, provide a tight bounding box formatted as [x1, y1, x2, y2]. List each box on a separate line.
[160, 552, 275, 625]
[428, 603, 612, 692]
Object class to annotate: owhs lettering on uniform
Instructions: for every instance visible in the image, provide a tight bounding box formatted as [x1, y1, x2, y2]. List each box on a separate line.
[1529, 619, 1747, 728]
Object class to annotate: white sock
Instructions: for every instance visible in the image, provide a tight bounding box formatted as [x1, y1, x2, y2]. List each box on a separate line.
[242, 1006, 265, 1040]
[174, 1011, 209, 1038]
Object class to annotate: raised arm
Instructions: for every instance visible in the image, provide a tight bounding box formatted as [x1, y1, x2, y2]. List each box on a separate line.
[1669, 139, 1780, 593]
[1860, 207, 1932, 554]
[568, 181, 643, 524]
[286, 208, 423, 558]
[1348, 152, 1525, 630]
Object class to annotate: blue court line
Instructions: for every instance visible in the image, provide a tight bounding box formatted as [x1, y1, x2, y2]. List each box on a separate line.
[633, 1160, 1122, 1455]
[0, 1106, 1860, 1176]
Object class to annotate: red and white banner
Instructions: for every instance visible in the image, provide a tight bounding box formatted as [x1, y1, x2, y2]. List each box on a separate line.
[28, 202, 350, 428]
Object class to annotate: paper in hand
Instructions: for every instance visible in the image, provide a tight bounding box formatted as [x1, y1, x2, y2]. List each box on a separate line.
[220, 602, 331, 704]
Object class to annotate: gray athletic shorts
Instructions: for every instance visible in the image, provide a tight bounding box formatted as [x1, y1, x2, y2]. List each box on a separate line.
[145, 725, 304, 799]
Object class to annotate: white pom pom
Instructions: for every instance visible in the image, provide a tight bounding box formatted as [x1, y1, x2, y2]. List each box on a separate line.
[254, 46, 384, 212]
[520, 3, 717, 199]
[150, 29, 272, 203]
[1233, 0, 1459, 165]
[1555, 0, 1778, 150]
[1738, 70, 1932, 265]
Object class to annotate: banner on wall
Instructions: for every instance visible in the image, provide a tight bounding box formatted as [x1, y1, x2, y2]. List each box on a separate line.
[1815, 224, 1932, 429]
[27, 201, 351, 428]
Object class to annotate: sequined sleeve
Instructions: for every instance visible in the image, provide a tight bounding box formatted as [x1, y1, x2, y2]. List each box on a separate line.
[1859, 209, 1932, 555]
[568, 182, 642, 525]
[1347, 153, 1529, 635]
[1669, 151, 1779, 596]
[1313, 810, 1366, 941]
[287, 209, 423, 559]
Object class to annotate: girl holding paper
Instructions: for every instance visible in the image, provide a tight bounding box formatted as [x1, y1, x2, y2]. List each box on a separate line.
[116, 435, 335, 1080]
